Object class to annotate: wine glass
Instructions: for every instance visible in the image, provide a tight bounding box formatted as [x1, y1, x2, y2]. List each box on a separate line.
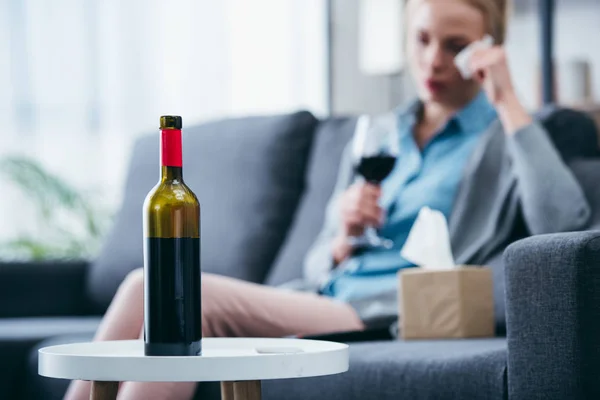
[347, 114, 399, 250]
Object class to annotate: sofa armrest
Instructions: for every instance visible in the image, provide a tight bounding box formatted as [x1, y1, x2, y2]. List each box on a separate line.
[504, 231, 600, 400]
[0, 261, 93, 318]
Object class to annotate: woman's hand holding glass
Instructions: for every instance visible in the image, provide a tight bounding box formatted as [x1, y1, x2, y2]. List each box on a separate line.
[332, 183, 384, 264]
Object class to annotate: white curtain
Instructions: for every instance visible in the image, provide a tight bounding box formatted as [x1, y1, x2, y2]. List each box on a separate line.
[0, 0, 327, 242]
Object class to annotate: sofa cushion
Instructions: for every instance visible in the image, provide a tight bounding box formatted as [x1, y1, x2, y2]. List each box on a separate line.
[265, 117, 357, 286]
[28, 336, 506, 400]
[195, 338, 507, 400]
[0, 318, 100, 400]
[263, 338, 507, 400]
[25, 332, 96, 400]
[88, 111, 318, 311]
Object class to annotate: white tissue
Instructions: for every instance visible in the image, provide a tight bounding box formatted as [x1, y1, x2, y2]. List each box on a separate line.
[454, 34, 494, 80]
[400, 207, 455, 270]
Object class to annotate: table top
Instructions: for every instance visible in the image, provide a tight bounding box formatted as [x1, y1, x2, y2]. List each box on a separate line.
[38, 338, 349, 382]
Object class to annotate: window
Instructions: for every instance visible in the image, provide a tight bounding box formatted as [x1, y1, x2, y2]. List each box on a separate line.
[0, 0, 327, 258]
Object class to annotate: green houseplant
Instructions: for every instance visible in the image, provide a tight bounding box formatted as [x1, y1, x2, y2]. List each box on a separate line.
[0, 155, 113, 261]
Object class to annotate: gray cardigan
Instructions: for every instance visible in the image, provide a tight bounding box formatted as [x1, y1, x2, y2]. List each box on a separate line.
[303, 115, 592, 290]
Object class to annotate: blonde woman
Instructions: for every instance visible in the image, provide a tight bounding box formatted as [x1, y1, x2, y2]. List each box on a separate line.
[65, 0, 590, 398]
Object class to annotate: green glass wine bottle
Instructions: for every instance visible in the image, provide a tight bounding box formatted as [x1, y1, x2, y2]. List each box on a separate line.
[143, 115, 202, 356]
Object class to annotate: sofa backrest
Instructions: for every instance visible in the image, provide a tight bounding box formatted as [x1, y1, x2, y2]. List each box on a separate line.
[86, 105, 600, 313]
[534, 104, 600, 161]
[86, 111, 318, 312]
[570, 159, 600, 230]
[265, 117, 357, 286]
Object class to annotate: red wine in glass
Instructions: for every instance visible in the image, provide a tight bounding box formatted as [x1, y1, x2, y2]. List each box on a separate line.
[356, 153, 396, 184]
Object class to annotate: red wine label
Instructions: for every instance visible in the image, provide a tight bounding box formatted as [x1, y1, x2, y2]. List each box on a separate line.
[161, 129, 182, 167]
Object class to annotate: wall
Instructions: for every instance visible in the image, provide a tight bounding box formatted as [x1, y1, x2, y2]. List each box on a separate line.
[330, 0, 414, 115]
[330, 0, 600, 115]
[508, 0, 600, 109]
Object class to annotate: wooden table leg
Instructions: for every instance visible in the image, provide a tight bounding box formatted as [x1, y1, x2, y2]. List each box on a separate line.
[233, 380, 261, 400]
[221, 381, 235, 400]
[90, 381, 119, 400]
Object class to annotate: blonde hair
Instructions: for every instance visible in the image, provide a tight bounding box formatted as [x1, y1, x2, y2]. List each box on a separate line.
[406, 0, 511, 44]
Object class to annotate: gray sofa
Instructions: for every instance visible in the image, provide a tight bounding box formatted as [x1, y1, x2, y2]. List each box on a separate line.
[2, 107, 600, 400]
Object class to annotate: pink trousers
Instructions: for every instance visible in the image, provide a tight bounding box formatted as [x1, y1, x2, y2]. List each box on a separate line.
[63, 269, 363, 400]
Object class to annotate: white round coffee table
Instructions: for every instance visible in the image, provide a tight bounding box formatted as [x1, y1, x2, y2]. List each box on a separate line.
[38, 337, 349, 400]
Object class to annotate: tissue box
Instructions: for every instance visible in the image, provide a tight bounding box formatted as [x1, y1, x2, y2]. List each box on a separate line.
[398, 266, 494, 340]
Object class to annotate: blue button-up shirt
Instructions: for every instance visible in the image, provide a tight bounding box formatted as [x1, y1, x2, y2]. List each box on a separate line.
[322, 91, 497, 302]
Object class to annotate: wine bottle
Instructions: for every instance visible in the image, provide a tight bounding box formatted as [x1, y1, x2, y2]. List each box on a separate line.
[143, 115, 202, 356]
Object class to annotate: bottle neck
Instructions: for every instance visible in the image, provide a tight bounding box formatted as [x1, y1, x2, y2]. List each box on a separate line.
[161, 166, 183, 182]
[160, 129, 183, 182]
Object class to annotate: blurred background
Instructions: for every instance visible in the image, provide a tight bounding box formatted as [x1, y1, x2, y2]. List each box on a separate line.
[0, 0, 597, 262]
